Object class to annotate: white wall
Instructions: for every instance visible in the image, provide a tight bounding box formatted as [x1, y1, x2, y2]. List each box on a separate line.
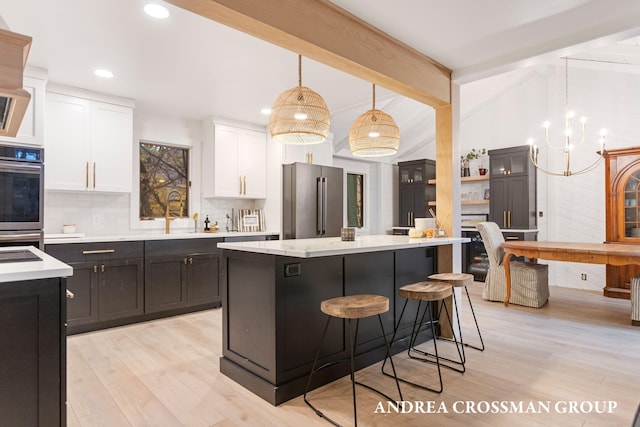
[457, 63, 640, 291]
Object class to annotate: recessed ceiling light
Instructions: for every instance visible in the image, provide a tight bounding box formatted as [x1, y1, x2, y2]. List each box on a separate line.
[94, 69, 114, 78]
[144, 4, 170, 19]
[260, 108, 271, 115]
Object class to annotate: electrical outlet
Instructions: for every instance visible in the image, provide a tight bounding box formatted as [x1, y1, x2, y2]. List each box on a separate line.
[581, 273, 587, 281]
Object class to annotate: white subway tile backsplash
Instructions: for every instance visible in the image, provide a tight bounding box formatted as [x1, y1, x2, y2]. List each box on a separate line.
[44, 191, 263, 236]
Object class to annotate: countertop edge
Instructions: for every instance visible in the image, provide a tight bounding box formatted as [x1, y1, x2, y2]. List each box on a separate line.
[0, 246, 73, 284]
[44, 230, 280, 245]
[218, 236, 470, 258]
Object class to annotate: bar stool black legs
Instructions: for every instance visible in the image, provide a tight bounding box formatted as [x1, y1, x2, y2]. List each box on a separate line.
[429, 272, 485, 352]
[304, 295, 402, 427]
[381, 281, 465, 393]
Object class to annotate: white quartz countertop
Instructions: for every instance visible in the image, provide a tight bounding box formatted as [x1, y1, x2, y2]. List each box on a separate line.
[0, 246, 73, 283]
[45, 230, 279, 244]
[218, 235, 470, 258]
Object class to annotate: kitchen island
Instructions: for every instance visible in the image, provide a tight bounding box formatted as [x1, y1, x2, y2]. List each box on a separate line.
[217, 235, 468, 405]
[0, 246, 72, 427]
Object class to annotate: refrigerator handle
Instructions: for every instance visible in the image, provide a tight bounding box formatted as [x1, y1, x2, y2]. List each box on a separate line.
[317, 177, 323, 236]
[322, 177, 327, 235]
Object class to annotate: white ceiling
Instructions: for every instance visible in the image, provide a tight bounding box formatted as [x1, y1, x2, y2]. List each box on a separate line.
[2, 0, 640, 157]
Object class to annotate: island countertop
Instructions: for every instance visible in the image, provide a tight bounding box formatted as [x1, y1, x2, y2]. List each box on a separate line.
[0, 246, 73, 283]
[217, 234, 469, 258]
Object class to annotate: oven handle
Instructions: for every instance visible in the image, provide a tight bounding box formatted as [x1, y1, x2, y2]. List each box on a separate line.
[0, 159, 43, 173]
[0, 233, 42, 242]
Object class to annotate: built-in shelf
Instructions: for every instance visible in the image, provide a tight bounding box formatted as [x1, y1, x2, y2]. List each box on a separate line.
[427, 175, 489, 185]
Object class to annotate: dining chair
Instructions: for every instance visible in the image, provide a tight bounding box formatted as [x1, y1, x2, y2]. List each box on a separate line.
[476, 222, 549, 308]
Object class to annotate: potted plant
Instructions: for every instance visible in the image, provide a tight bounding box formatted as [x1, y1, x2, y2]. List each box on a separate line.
[461, 148, 487, 176]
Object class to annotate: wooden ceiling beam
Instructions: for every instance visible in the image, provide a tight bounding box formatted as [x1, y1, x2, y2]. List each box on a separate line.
[166, 0, 451, 108]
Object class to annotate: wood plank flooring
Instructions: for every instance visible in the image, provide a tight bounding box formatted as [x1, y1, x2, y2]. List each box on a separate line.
[67, 284, 640, 426]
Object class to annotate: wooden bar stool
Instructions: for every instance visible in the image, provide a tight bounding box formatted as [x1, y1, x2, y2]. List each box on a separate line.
[304, 294, 402, 426]
[382, 281, 464, 393]
[429, 272, 485, 352]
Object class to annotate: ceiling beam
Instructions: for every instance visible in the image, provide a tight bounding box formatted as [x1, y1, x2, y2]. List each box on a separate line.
[166, 0, 451, 108]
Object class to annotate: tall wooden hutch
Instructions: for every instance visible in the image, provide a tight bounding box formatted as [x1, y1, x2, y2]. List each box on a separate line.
[604, 147, 640, 299]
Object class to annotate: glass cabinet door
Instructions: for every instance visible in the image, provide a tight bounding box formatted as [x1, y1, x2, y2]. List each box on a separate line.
[624, 172, 640, 238]
[412, 166, 423, 183]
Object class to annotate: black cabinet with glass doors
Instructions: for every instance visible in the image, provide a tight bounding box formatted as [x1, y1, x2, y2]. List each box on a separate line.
[398, 159, 436, 227]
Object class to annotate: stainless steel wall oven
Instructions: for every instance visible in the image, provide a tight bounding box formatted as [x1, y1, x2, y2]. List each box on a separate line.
[0, 144, 44, 249]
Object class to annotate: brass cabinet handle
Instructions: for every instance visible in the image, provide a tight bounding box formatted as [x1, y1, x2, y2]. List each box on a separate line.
[407, 212, 410, 225]
[244, 176, 247, 194]
[66, 289, 75, 299]
[507, 211, 512, 228]
[85, 162, 89, 189]
[189, 257, 193, 264]
[239, 176, 243, 195]
[503, 211, 507, 228]
[82, 249, 115, 255]
[505, 236, 520, 240]
[101, 264, 105, 273]
[93, 265, 97, 273]
[183, 257, 188, 265]
[93, 162, 96, 189]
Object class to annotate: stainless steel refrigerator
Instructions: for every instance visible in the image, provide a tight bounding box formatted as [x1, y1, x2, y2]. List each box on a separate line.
[282, 162, 343, 239]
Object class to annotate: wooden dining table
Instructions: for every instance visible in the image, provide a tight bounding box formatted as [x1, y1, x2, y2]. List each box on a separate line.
[501, 241, 640, 306]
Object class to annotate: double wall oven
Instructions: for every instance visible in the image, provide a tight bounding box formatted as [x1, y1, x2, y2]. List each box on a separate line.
[0, 144, 44, 249]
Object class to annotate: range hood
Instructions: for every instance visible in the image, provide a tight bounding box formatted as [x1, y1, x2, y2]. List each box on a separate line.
[0, 28, 31, 137]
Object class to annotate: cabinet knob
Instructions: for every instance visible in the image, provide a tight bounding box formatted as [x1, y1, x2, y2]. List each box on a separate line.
[183, 258, 188, 265]
[66, 289, 75, 299]
[189, 257, 193, 264]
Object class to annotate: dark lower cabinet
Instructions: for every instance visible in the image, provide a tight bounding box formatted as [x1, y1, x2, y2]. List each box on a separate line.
[145, 238, 222, 314]
[45, 235, 268, 334]
[46, 242, 144, 334]
[0, 277, 66, 427]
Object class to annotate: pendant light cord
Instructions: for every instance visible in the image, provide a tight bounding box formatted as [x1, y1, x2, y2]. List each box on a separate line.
[372, 83, 376, 110]
[298, 55, 302, 88]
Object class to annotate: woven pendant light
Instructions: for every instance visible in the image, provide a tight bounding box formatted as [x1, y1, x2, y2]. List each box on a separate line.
[269, 55, 330, 144]
[349, 84, 399, 157]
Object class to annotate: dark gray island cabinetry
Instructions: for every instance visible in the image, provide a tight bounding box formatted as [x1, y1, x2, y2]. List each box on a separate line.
[0, 247, 72, 427]
[218, 235, 468, 405]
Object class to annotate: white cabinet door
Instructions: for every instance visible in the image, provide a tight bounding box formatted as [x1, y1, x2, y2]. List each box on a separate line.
[204, 123, 267, 199]
[213, 125, 240, 197]
[90, 102, 133, 192]
[282, 137, 333, 166]
[44, 91, 133, 193]
[45, 93, 91, 191]
[238, 129, 267, 198]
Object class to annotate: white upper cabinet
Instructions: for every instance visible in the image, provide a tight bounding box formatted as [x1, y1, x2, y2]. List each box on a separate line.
[281, 132, 334, 166]
[0, 71, 47, 146]
[202, 120, 267, 199]
[45, 88, 134, 192]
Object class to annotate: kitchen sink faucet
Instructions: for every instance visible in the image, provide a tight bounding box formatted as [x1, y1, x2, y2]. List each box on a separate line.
[165, 191, 184, 234]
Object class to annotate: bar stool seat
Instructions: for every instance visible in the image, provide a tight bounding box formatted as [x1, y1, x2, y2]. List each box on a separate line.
[321, 294, 389, 318]
[429, 272, 485, 352]
[305, 294, 402, 426]
[382, 280, 464, 393]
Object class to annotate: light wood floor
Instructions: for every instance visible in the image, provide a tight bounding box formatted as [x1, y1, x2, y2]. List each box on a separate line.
[67, 284, 640, 426]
